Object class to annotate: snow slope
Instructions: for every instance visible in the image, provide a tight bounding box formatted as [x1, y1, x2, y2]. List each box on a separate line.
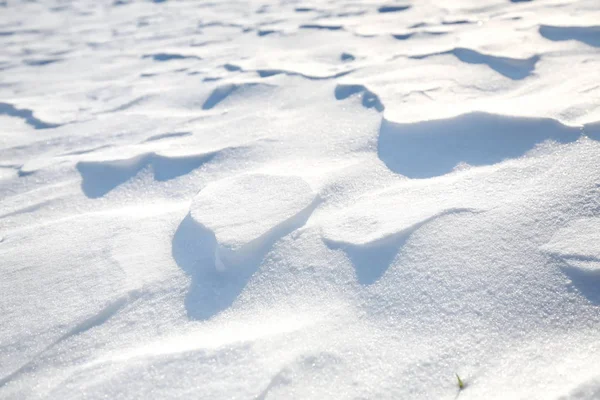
[1, 0, 600, 398]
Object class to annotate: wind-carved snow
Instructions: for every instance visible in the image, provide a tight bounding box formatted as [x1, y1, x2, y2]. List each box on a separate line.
[319, 174, 488, 284]
[190, 173, 319, 271]
[334, 84, 384, 112]
[539, 25, 600, 48]
[77, 151, 218, 198]
[0, 102, 60, 129]
[2, 0, 600, 399]
[378, 112, 581, 179]
[202, 82, 274, 110]
[542, 218, 600, 303]
[542, 218, 600, 261]
[323, 206, 479, 284]
[409, 48, 540, 80]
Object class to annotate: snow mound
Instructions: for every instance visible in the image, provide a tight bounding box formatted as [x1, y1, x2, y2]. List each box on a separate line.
[539, 25, 600, 48]
[3, 0, 600, 398]
[378, 112, 581, 178]
[190, 173, 318, 270]
[412, 48, 540, 80]
[542, 218, 600, 261]
[77, 151, 217, 198]
[542, 218, 600, 303]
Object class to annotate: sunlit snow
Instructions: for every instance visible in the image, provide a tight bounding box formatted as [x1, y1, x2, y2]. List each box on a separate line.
[1, 0, 600, 399]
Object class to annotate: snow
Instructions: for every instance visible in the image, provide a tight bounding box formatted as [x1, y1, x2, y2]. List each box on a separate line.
[190, 173, 318, 271]
[1, 0, 600, 399]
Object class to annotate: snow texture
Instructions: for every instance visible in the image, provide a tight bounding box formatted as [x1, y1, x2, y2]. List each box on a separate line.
[1, 0, 600, 399]
[190, 173, 318, 271]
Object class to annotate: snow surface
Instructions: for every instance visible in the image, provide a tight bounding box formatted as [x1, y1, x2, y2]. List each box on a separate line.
[1, 0, 600, 399]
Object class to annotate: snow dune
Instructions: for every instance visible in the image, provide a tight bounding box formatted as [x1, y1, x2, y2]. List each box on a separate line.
[1, 0, 600, 399]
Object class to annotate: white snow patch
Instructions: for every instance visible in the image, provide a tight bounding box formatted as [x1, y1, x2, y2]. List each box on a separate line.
[190, 173, 318, 270]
